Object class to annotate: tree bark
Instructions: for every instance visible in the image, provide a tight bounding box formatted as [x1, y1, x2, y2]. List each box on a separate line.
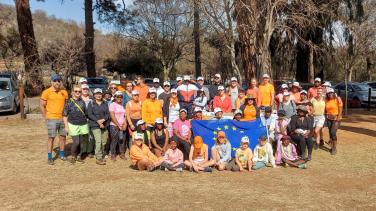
[193, 0, 201, 78]
[308, 43, 315, 84]
[366, 57, 373, 81]
[85, 0, 96, 77]
[15, 0, 43, 96]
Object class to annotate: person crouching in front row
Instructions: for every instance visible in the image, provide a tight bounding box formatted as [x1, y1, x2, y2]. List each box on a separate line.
[130, 133, 163, 171]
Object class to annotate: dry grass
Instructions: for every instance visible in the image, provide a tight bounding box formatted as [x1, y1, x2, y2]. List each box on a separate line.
[0, 110, 375, 210]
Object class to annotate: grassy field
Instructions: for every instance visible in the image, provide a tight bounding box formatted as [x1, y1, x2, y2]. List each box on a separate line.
[0, 110, 375, 210]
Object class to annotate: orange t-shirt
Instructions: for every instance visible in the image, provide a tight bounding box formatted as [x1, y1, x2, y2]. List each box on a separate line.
[326, 97, 343, 115]
[246, 87, 262, 106]
[258, 83, 274, 106]
[126, 100, 142, 120]
[290, 91, 301, 104]
[40, 87, 68, 119]
[134, 84, 149, 102]
[117, 85, 126, 92]
[242, 105, 257, 121]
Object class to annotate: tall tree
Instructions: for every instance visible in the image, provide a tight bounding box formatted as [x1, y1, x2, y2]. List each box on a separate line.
[84, 0, 96, 77]
[15, 0, 44, 95]
[193, 0, 202, 77]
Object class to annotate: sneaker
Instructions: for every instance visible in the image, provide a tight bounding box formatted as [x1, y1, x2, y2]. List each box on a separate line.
[164, 168, 169, 172]
[176, 168, 183, 172]
[111, 155, 116, 161]
[307, 155, 312, 161]
[47, 159, 54, 165]
[331, 148, 337, 155]
[298, 163, 307, 169]
[60, 156, 67, 161]
[203, 167, 212, 173]
[96, 159, 106, 165]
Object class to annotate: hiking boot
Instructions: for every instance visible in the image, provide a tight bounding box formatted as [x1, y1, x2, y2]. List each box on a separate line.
[47, 159, 54, 165]
[60, 156, 67, 161]
[298, 163, 307, 169]
[203, 167, 212, 173]
[331, 148, 337, 155]
[96, 159, 106, 165]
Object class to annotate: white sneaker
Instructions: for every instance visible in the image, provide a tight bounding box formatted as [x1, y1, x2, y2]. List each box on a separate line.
[176, 168, 183, 172]
[164, 168, 169, 172]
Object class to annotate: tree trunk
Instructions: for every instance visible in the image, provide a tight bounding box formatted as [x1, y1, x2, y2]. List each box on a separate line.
[193, 0, 201, 78]
[85, 0, 96, 77]
[229, 40, 242, 85]
[257, 41, 272, 81]
[15, 0, 43, 96]
[366, 57, 373, 81]
[308, 44, 315, 84]
[296, 43, 309, 82]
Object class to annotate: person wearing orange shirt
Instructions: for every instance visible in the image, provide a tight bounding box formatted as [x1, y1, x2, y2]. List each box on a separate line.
[308, 77, 322, 99]
[246, 78, 262, 106]
[258, 74, 275, 107]
[213, 85, 232, 113]
[130, 133, 163, 171]
[290, 82, 302, 103]
[40, 74, 69, 165]
[134, 76, 149, 102]
[240, 94, 260, 121]
[325, 88, 343, 155]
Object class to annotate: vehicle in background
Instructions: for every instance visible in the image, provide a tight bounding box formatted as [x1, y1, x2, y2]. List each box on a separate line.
[334, 82, 376, 107]
[0, 72, 19, 85]
[0, 78, 19, 114]
[364, 82, 376, 90]
[144, 78, 154, 87]
[86, 77, 108, 93]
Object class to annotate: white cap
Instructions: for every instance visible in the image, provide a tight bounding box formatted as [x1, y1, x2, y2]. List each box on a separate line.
[93, 88, 103, 94]
[149, 87, 157, 93]
[163, 81, 170, 86]
[314, 77, 321, 82]
[81, 84, 89, 89]
[131, 90, 139, 95]
[218, 85, 225, 90]
[214, 107, 222, 114]
[234, 109, 242, 115]
[136, 120, 145, 126]
[283, 91, 290, 96]
[300, 90, 307, 95]
[231, 77, 238, 82]
[197, 76, 204, 81]
[155, 118, 163, 124]
[180, 108, 187, 113]
[327, 88, 335, 93]
[183, 75, 191, 81]
[114, 91, 123, 96]
[134, 133, 143, 140]
[262, 74, 270, 78]
[292, 82, 301, 87]
[176, 76, 182, 81]
[171, 88, 177, 93]
[79, 78, 87, 83]
[194, 107, 202, 113]
[241, 136, 250, 143]
[153, 78, 160, 83]
[281, 84, 288, 89]
[322, 81, 331, 87]
[214, 73, 221, 78]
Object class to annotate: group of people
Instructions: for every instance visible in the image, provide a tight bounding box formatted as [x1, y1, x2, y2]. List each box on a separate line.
[40, 73, 343, 172]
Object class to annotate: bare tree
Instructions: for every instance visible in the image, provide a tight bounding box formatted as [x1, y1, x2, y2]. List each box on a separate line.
[85, 0, 96, 77]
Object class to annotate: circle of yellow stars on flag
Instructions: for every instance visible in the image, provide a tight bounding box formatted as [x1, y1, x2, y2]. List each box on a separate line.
[212, 124, 245, 150]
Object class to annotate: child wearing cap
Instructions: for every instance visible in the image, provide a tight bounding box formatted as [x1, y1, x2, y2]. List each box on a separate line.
[233, 109, 242, 121]
[252, 135, 276, 170]
[276, 136, 307, 169]
[160, 139, 184, 172]
[151, 118, 169, 157]
[130, 133, 163, 171]
[210, 131, 232, 171]
[226, 136, 253, 172]
[184, 136, 212, 172]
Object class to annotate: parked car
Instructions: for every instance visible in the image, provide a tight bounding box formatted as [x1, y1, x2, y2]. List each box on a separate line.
[0, 78, 19, 113]
[0, 72, 19, 85]
[334, 82, 376, 107]
[364, 82, 376, 90]
[86, 77, 108, 93]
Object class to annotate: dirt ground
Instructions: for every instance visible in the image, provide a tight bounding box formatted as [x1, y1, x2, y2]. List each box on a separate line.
[0, 110, 375, 210]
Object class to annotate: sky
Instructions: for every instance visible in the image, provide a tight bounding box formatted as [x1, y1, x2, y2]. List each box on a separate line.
[2, 0, 132, 33]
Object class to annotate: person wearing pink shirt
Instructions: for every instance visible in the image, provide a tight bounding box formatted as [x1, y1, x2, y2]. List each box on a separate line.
[213, 85, 232, 112]
[160, 139, 184, 171]
[308, 78, 322, 99]
[276, 136, 307, 169]
[275, 84, 289, 109]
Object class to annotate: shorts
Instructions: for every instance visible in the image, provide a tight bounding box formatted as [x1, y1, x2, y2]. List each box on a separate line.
[47, 119, 66, 137]
[68, 123, 89, 136]
[192, 158, 205, 165]
[313, 115, 325, 128]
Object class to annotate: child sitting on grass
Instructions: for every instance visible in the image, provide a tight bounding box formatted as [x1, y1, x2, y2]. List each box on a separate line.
[226, 136, 253, 172]
[160, 139, 184, 172]
[252, 135, 276, 170]
[276, 135, 307, 169]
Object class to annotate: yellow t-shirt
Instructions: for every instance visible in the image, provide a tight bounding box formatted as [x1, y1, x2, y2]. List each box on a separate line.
[236, 148, 253, 168]
[310, 98, 325, 116]
[142, 99, 163, 124]
[40, 87, 68, 119]
[259, 83, 275, 106]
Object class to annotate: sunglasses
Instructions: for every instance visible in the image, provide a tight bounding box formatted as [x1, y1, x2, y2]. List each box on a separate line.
[164, 85, 170, 87]
[110, 87, 117, 89]
[116, 96, 123, 98]
[74, 90, 82, 93]
[53, 80, 61, 83]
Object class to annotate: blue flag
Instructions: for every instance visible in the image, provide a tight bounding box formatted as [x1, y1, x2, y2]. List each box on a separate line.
[191, 119, 267, 158]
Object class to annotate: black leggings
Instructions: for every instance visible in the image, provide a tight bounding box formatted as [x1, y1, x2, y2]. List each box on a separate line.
[327, 120, 339, 140]
[110, 125, 125, 155]
[71, 135, 87, 157]
[291, 135, 313, 157]
[173, 135, 191, 160]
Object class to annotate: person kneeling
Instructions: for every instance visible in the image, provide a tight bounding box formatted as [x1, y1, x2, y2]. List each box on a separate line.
[226, 136, 253, 172]
[252, 135, 276, 170]
[210, 131, 232, 171]
[160, 140, 184, 172]
[276, 135, 307, 169]
[130, 133, 162, 171]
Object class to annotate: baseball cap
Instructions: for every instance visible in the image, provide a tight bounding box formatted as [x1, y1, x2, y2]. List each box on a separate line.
[197, 76, 204, 81]
[163, 81, 171, 86]
[183, 75, 191, 81]
[153, 78, 160, 83]
[218, 85, 225, 90]
[217, 131, 226, 138]
[114, 91, 123, 96]
[264, 106, 272, 113]
[314, 77, 321, 82]
[149, 87, 157, 93]
[234, 109, 242, 115]
[81, 84, 89, 89]
[231, 77, 237, 82]
[194, 136, 203, 149]
[176, 76, 182, 81]
[194, 107, 203, 113]
[281, 84, 288, 89]
[214, 73, 221, 78]
[131, 90, 139, 95]
[171, 88, 177, 93]
[51, 74, 61, 81]
[155, 118, 163, 124]
[277, 110, 286, 116]
[214, 107, 222, 114]
[134, 133, 143, 140]
[241, 136, 250, 143]
[259, 135, 268, 141]
[322, 81, 331, 87]
[136, 120, 145, 126]
[93, 88, 103, 94]
[292, 82, 301, 88]
[262, 74, 270, 78]
[79, 78, 87, 83]
[327, 88, 335, 93]
[300, 90, 307, 95]
[179, 108, 187, 113]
